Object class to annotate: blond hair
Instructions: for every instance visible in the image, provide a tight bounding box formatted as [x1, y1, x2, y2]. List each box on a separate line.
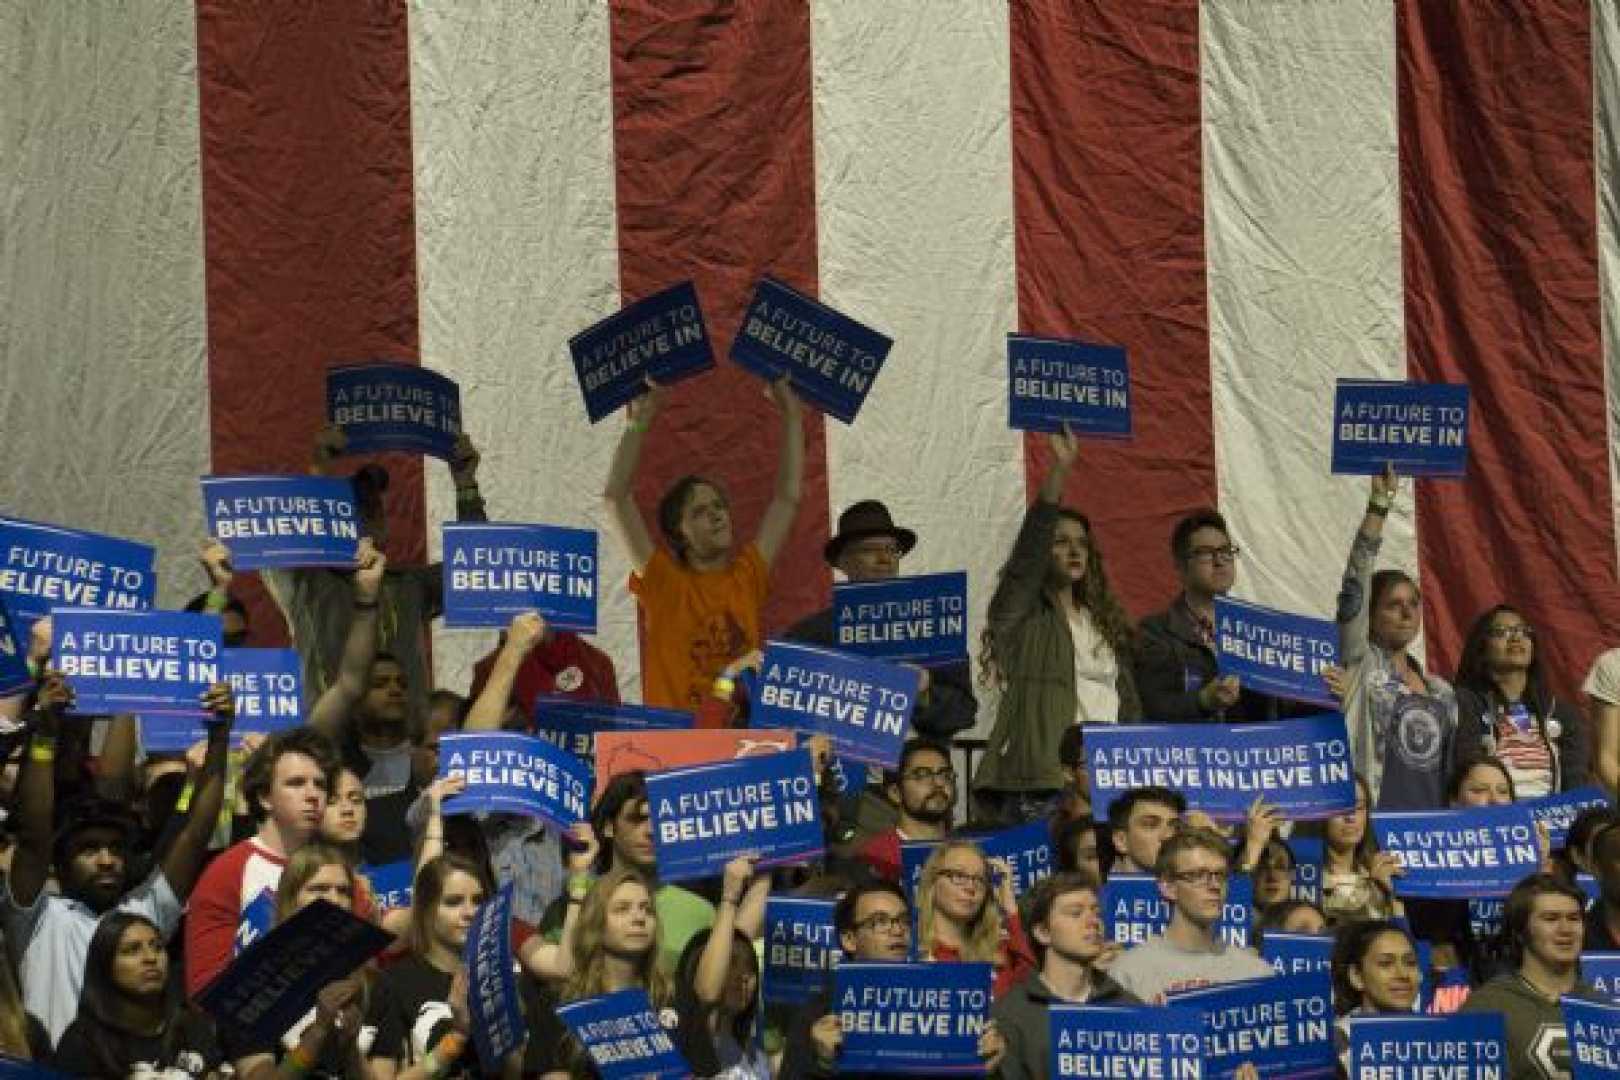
[917, 840, 1005, 965]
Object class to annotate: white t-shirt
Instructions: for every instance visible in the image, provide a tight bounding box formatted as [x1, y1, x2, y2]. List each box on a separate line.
[1584, 648, 1620, 704]
[1068, 606, 1121, 724]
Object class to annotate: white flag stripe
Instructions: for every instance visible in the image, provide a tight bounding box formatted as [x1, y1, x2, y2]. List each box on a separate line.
[409, 2, 629, 697]
[0, 3, 211, 608]
[811, 0, 1024, 733]
[1594, 0, 1620, 585]
[1201, 0, 1421, 643]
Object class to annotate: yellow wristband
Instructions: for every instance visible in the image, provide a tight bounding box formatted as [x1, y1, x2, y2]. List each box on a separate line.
[712, 676, 736, 698]
[27, 742, 54, 764]
[435, 1032, 467, 1063]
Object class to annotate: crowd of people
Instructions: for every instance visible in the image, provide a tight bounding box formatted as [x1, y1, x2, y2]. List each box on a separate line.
[3, 385, 1620, 1080]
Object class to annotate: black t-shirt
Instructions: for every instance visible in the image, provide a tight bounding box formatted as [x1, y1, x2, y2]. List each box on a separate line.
[53, 1010, 225, 1078]
[341, 733, 420, 865]
[365, 955, 477, 1078]
[219, 1003, 363, 1079]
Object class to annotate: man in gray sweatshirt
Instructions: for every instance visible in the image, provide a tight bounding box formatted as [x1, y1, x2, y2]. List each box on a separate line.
[994, 871, 1139, 1080]
[1464, 872, 1606, 1080]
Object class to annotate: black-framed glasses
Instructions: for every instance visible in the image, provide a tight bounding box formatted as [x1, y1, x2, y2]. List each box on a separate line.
[853, 912, 910, 934]
[903, 767, 956, 785]
[1487, 624, 1535, 641]
[1169, 869, 1227, 887]
[1186, 545, 1241, 565]
[934, 868, 989, 891]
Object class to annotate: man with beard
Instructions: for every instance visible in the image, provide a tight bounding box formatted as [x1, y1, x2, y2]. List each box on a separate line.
[2, 671, 234, 1043]
[994, 873, 1139, 1080]
[1464, 874, 1606, 1080]
[306, 538, 422, 864]
[853, 738, 956, 882]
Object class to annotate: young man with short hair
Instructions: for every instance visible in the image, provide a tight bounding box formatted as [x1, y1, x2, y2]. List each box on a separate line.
[1464, 873, 1605, 1080]
[1108, 826, 1273, 1003]
[994, 873, 1139, 1080]
[782, 880, 1004, 1080]
[1106, 785, 1186, 875]
[854, 737, 957, 881]
[184, 725, 339, 995]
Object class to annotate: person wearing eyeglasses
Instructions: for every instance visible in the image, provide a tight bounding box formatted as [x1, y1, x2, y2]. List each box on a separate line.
[854, 738, 957, 882]
[915, 841, 1035, 998]
[780, 880, 1006, 1080]
[1107, 827, 1273, 1004]
[1331, 466, 1458, 811]
[1452, 605, 1587, 800]
[1136, 509, 1309, 724]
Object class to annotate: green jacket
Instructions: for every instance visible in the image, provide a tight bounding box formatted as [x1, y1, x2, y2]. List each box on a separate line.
[973, 499, 1141, 793]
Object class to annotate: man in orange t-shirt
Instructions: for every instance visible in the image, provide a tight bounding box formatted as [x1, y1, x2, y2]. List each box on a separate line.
[603, 375, 804, 710]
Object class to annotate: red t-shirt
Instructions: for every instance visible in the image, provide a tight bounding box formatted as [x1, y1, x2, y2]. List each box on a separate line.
[467, 631, 621, 717]
[184, 838, 287, 997]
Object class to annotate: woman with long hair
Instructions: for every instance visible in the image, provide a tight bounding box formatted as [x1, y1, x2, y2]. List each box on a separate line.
[230, 843, 371, 1078]
[363, 855, 489, 1079]
[915, 841, 1035, 998]
[0, 940, 46, 1062]
[1331, 920, 1422, 1073]
[53, 912, 228, 1077]
[678, 855, 771, 1080]
[602, 377, 805, 711]
[1321, 777, 1402, 927]
[1331, 466, 1458, 810]
[1453, 604, 1587, 798]
[972, 428, 1141, 825]
[529, 866, 725, 1079]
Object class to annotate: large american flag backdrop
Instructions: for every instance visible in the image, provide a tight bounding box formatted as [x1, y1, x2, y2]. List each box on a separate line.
[5, 1, 1618, 716]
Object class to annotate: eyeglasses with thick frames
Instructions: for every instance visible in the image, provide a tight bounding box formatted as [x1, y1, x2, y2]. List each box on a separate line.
[853, 912, 910, 934]
[1186, 545, 1241, 565]
[1169, 869, 1227, 888]
[934, 868, 988, 891]
[902, 767, 957, 785]
[1487, 624, 1535, 641]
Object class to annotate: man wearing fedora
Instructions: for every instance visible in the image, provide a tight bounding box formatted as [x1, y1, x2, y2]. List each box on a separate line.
[787, 500, 978, 741]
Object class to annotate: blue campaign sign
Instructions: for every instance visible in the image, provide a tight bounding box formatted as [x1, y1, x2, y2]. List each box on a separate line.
[327, 362, 461, 459]
[55, 609, 221, 717]
[1170, 973, 1336, 1080]
[901, 820, 1055, 901]
[568, 281, 715, 422]
[1331, 379, 1470, 477]
[730, 277, 893, 424]
[146, 646, 310, 753]
[1049, 1004, 1203, 1080]
[0, 594, 30, 697]
[835, 961, 992, 1075]
[0, 1056, 68, 1079]
[1101, 874, 1254, 950]
[0, 516, 156, 640]
[1469, 898, 1506, 943]
[1290, 836, 1324, 905]
[1346, 1013, 1506, 1080]
[1214, 598, 1339, 707]
[362, 860, 415, 914]
[1007, 334, 1133, 438]
[1260, 933, 1333, 978]
[556, 988, 691, 1080]
[442, 523, 598, 632]
[465, 885, 524, 1069]
[753, 640, 919, 767]
[646, 749, 823, 882]
[202, 475, 361, 569]
[197, 898, 394, 1046]
[1583, 954, 1620, 1001]
[1567, 995, 1620, 1080]
[832, 572, 969, 664]
[764, 897, 839, 1006]
[1372, 804, 1541, 898]
[1087, 715, 1355, 824]
[439, 732, 592, 831]
[1528, 785, 1611, 849]
[531, 695, 693, 759]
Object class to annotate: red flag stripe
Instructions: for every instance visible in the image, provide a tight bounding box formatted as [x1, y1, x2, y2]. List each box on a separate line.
[1010, 0, 1217, 613]
[1397, 0, 1617, 690]
[196, 0, 426, 642]
[607, 2, 833, 642]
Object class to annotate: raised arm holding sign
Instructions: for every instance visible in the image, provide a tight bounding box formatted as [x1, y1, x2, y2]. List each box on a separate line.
[568, 280, 714, 421]
[1007, 333, 1132, 437]
[730, 277, 892, 423]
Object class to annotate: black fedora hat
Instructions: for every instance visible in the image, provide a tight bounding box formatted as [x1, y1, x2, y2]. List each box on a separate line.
[824, 500, 917, 567]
